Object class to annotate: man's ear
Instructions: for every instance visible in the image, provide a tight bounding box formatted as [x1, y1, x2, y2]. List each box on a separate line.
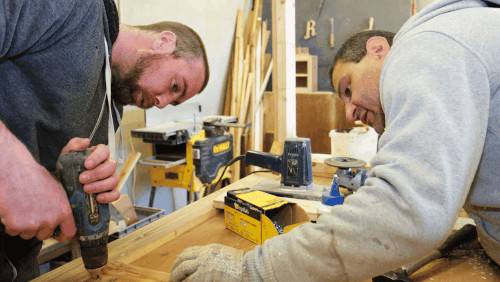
[366, 36, 390, 60]
[152, 31, 177, 55]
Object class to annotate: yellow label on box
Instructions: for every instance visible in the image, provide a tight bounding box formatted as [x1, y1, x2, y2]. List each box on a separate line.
[235, 190, 287, 210]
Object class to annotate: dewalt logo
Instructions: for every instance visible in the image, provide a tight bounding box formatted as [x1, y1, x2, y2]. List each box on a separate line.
[213, 141, 230, 154]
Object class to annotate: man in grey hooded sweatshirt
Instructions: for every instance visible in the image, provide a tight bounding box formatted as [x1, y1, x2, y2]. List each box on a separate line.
[169, 0, 500, 281]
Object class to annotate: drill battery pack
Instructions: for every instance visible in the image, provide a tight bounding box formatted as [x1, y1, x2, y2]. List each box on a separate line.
[192, 132, 233, 184]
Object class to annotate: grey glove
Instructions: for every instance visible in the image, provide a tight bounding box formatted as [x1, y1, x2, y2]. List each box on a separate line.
[170, 243, 246, 282]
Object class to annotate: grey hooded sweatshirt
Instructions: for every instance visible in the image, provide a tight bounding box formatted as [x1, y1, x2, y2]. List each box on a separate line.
[242, 0, 500, 281]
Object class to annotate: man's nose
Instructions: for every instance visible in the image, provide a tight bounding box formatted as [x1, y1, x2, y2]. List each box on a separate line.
[345, 102, 358, 122]
[154, 94, 173, 109]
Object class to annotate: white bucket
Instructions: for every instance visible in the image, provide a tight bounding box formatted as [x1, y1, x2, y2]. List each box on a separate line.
[329, 126, 378, 164]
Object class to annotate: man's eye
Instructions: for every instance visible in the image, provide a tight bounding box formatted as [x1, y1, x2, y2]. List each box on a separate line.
[345, 85, 351, 96]
[172, 81, 179, 92]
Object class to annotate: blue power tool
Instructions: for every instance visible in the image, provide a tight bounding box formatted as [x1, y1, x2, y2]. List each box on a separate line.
[246, 137, 313, 187]
[245, 137, 328, 200]
[57, 150, 110, 271]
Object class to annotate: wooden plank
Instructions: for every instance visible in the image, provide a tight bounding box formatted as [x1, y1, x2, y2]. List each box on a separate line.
[116, 152, 141, 193]
[244, 10, 255, 47]
[261, 21, 270, 83]
[247, 20, 261, 158]
[236, 72, 254, 177]
[131, 212, 256, 272]
[111, 194, 139, 226]
[311, 153, 337, 178]
[137, 215, 498, 282]
[91, 262, 169, 281]
[243, 2, 262, 157]
[411, 250, 500, 282]
[232, 55, 249, 180]
[230, 10, 245, 119]
[40, 172, 500, 281]
[272, 0, 296, 141]
[37, 174, 275, 281]
[240, 74, 254, 134]
[237, 50, 250, 118]
[254, 59, 272, 153]
[223, 46, 233, 116]
[249, 23, 262, 159]
[230, 10, 245, 182]
[37, 262, 169, 282]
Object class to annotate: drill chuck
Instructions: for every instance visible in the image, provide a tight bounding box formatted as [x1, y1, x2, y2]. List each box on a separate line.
[79, 231, 109, 269]
[57, 150, 110, 270]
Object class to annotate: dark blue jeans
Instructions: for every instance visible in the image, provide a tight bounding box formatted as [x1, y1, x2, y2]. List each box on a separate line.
[0, 224, 42, 282]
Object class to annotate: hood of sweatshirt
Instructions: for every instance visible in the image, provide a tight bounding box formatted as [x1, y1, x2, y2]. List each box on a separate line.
[395, 0, 500, 42]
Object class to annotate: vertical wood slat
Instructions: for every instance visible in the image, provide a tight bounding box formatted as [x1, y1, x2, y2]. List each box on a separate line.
[225, 0, 269, 180]
[272, 0, 296, 142]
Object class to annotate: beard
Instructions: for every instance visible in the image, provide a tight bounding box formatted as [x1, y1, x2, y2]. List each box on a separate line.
[111, 53, 163, 106]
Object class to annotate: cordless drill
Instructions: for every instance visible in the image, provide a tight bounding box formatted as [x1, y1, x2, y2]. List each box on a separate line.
[57, 150, 110, 272]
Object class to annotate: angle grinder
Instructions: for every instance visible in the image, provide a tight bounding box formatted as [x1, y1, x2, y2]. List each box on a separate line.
[324, 156, 369, 191]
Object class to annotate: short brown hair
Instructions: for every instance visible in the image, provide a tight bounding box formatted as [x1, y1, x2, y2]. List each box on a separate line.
[135, 21, 210, 92]
[329, 30, 395, 90]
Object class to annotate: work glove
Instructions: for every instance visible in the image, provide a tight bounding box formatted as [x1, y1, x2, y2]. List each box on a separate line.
[170, 243, 246, 281]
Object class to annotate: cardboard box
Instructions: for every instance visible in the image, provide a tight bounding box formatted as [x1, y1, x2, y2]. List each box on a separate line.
[224, 188, 310, 244]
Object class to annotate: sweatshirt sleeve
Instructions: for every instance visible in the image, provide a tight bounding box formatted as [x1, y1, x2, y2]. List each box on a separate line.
[0, 0, 87, 58]
[243, 31, 490, 281]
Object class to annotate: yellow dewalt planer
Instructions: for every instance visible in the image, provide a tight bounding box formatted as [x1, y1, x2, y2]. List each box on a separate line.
[132, 116, 241, 205]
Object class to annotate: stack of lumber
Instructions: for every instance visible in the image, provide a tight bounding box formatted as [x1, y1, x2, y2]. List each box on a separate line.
[223, 0, 273, 181]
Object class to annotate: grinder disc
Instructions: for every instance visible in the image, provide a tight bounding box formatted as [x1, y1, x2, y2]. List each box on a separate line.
[324, 157, 366, 169]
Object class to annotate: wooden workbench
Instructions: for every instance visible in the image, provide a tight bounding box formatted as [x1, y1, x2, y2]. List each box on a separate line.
[37, 172, 500, 281]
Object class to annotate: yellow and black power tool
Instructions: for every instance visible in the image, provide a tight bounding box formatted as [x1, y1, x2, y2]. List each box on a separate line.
[132, 116, 247, 204]
[192, 117, 236, 192]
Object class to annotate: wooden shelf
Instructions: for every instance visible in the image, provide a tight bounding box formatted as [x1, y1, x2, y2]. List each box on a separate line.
[295, 54, 318, 93]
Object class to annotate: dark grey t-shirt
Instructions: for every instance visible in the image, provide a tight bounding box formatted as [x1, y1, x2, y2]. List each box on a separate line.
[0, 0, 114, 172]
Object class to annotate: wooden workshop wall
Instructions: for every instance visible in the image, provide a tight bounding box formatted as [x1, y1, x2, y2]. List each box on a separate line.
[114, 0, 253, 212]
[256, 0, 433, 155]
[261, 0, 414, 91]
[262, 91, 353, 154]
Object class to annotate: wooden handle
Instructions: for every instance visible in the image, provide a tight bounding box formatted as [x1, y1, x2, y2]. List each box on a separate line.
[330, 34, 334, 48]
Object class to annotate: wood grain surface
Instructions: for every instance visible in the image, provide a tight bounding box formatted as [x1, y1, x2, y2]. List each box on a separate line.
[411, 249, 500, 282]
[38, 173, 500, 282]
[36, 173, 278, 281]
[85, 262, 169, 282]
[130, 210, 256, 272]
